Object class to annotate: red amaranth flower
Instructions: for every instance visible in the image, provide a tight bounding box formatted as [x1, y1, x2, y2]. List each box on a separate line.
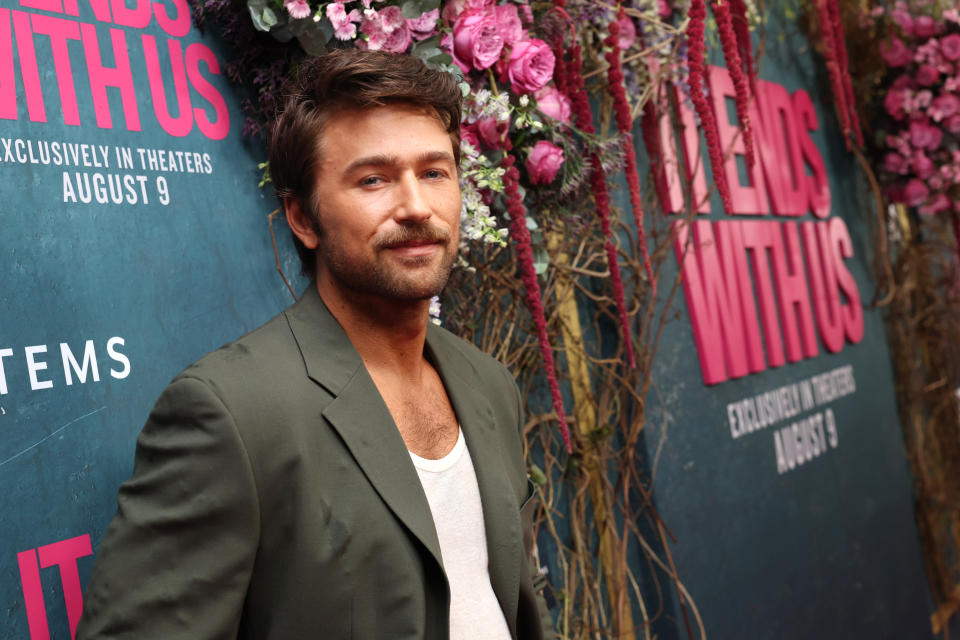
[605, 12, 656, 298]
[501, 152, 572, 453]
[730, 0, 756, 93]
[711, 0, 755, 168]
[815, 0, 850, 147]
[557, 22, 638, 369]
[826, 0, 863, 147]
[688, 0, 734, 213]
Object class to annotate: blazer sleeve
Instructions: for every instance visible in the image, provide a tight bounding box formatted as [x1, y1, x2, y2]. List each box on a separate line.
[510, 371, 557, 640]
[77, 376, 260, 640]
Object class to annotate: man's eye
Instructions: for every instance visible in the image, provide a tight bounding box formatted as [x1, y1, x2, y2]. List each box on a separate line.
[360, 176, 383, 186]
[424, 169, 447, 180]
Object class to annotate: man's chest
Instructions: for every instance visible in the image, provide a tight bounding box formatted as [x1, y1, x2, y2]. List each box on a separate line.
[383, 381, 460, 458]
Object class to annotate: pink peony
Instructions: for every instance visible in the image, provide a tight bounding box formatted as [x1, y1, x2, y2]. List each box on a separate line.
[525, 140, 564, 184]
[932, 93, 960, 121]
[494, 4, 524, 47]
[615, 15, 636, 50]
[904, 178, 930, 206]
[947, 113, 960, 133]
[891, 9, 913, 35]
[910, 119, 944, 150]
[917, 64, 940, 86]
[476, 117, 507, 149]
[534, 86, 572, 124]
[880, 37, 913, 67]
[884, 89, 907, 120]
[914, 15, 937, 39]
[452, 9, 504, 70]
[942, 34, 960, 61]
[913, 152, 935, 179]
[382, 21, 412, 52]
[507, 38, 555, 94]
[882, 152, 906, 174]
[407, 8, 439, 41]
[284, 0, 311, 19]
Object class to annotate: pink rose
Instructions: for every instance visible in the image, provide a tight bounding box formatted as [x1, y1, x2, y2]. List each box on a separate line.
[932, 93, 960, 120]
[452, 9, 504, 70]
[884, 89, 906, 120]
[525, 140, 564, 184]
[519, 3, 533, 26]
[917, 64, 940, 86]
[407, 8, 439, 41]
[382, 21, 412, 53]
[882, 152, 905, 174]
[892, 75, 915, 91]
[476, 117, 507, 149]
[494, 4, 524, 47]
[284, 0, 311, 19]
[891, 9, 913, 35]
[507, 38, 555, 94]
[904, 178, 930, 206]
[947, 113, 960, 133]
[615, 15, 636, 50]
[913, 152, 935, 179]
[909, 119, 943, 150]
[880, 37, 912, 67]
[460, 123, 480, 150]
[441, 0, 466, 26]
[914, 15, 937, 39]
[919, 193, 950, 215]
[942, 34, 960, 61]
[534, 86, 572, 124]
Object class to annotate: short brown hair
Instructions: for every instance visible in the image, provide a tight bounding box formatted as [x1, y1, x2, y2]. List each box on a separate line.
[268, 49, 463, 279]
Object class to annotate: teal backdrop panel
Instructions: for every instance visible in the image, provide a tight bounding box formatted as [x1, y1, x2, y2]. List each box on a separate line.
[638, 10, 932, 640]
[0, 2, 304, 637]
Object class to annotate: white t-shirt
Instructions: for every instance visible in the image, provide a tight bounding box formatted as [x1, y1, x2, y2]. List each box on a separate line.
[409, 429, 512, 640]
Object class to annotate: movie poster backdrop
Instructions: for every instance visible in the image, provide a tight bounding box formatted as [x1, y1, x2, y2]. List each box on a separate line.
[1, 2, 305, 637]
[0, 2, 935, 639]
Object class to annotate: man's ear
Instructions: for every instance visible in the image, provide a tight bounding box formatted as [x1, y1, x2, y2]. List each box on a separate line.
[284, 196, 320, 250]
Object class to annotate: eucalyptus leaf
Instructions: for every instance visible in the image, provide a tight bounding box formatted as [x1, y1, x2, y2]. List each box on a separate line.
[533, 247, 549, 275]
[248, 3, 277, 32]
[422, 0, 440, 11]
[400, 0, 422, 19]
[429, 53, 452, 66]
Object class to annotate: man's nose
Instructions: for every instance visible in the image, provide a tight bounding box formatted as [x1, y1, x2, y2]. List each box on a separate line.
[394, 173, 432, 223]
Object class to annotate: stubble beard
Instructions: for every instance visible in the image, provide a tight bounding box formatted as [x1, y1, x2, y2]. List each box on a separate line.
[318, 223, 458, 301]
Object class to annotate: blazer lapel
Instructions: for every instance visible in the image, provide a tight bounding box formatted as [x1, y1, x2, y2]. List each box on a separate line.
[284, 287, 444, 571]
[425, 327, 523, 637]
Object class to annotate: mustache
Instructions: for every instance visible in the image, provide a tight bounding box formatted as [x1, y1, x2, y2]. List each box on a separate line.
[375, 224, 452, 249]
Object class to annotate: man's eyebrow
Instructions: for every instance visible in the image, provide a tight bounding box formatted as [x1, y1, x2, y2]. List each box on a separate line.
[343, 151, 456, 174]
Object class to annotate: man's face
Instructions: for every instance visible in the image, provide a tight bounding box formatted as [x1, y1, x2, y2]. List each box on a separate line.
[310, 104, 461, 302]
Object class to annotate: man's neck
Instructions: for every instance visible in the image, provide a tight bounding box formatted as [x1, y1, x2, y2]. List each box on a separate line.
[315, 279, 430, 380]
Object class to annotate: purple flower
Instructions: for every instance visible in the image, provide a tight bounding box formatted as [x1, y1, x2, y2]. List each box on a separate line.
[880, 37, 913, 67]
[525, 140, 564, 184]
[904, 178, 929, 206]
[507, 38, 555, 94]
[452, 8, 504, 70]
[942, 34, 960, 61]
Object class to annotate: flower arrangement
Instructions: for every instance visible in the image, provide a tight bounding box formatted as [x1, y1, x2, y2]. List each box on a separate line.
[864, 4, 960, 217]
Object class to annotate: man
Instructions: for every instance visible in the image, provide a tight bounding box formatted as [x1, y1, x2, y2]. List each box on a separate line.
[77, 49, 553, 639]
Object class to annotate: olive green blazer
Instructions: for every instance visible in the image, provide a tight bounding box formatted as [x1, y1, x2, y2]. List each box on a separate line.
[77, 287, 553, 640]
